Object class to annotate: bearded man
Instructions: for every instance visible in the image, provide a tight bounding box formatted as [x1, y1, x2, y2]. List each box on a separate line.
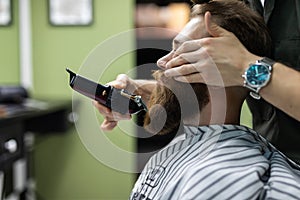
[94, 0, 300, 199]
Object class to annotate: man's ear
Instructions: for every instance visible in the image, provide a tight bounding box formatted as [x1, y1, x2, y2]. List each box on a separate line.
[204, 11, 226, 37]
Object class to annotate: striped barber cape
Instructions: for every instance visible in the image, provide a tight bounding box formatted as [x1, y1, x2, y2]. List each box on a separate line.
[130, 125, 300, 200]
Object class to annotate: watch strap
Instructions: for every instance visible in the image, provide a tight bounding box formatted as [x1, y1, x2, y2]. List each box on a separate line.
[260, 57, 275, 68]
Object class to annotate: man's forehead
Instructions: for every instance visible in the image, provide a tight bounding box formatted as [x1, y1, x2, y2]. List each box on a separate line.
[172, 17, 205, 48]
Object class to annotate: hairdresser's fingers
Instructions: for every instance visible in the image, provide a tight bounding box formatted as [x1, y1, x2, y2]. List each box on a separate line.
[166, 47, 208, 69]
[165, 55, 188, 69]
[98, 110, 131, 121]
[93, 100, 111, 115]
[108, 112, 131, 121]
[164, 64, 200, 78]
[165, 52, 203, 69]
[174, 40, 202, 55]
[173, 68, 225, 87]
[107, 74, 128, 89]
[115, 74, 139, 93]
[174, 73, 205, 84]
[93, 100, 131, 120]
[101, 112, 131, 131]
[157, 51, 175, 69]
[101, 120, 118, 131]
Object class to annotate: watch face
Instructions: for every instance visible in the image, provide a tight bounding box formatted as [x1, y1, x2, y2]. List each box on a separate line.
[246, 63, 270, 87]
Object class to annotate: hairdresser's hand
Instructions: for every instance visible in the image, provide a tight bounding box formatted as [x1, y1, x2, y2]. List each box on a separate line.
[158, 12, 259, 87]
[93, 75, 156, 131]
[93, 74, 134, 131]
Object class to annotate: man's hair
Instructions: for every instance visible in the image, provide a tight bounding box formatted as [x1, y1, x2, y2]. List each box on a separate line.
[191, 0, 271, 56]
[144, 71, 209, 135]
[144, 0, 272, 135]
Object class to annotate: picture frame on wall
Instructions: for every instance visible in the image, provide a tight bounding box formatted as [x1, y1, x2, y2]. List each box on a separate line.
[48, 0, 93, 26]
[0, 0, 12, 26]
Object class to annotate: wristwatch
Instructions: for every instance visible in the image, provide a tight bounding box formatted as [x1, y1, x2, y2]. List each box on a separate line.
[242, 57, 275, 99]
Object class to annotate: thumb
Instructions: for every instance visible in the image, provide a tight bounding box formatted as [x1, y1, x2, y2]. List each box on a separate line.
[204, 11, 227, 37]
[107, 74, 128, 89]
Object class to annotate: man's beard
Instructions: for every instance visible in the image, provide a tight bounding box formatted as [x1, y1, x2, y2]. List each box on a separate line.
[143, 70, 209, 135]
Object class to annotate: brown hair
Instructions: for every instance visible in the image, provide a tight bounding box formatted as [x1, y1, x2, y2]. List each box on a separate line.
[144, 71, 208, 135]
[191, 0, 271, 56]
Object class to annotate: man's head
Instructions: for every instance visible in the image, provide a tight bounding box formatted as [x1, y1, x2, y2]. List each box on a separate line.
[144, 0, 271, 135]
[190, 0, 271, 56]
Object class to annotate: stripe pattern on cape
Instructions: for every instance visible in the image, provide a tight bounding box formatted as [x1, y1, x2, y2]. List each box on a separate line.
[130, 125, 300, 200]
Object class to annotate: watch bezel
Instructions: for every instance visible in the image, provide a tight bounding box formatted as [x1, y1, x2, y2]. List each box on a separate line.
[244, 62, 272, 89]
[242, 57, 274, 100]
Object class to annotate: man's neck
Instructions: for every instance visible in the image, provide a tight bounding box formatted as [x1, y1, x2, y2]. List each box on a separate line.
[183, 87, 244, 126]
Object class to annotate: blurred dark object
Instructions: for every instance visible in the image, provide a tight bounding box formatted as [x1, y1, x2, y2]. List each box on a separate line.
[0, 99, 73, 199]
[0, 86, 29, 104]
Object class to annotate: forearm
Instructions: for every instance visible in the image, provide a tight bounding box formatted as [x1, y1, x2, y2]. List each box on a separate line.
[239, 52, 300, 121]
[260, 63, 300, 121]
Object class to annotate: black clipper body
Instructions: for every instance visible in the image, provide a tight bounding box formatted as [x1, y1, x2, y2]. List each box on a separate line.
[66, 68, 147, 116]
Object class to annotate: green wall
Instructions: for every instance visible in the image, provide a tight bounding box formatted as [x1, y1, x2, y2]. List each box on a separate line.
[0, 0, 20, 84]
[30, 0, 135, 200]
[0, 1, 138, 199]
